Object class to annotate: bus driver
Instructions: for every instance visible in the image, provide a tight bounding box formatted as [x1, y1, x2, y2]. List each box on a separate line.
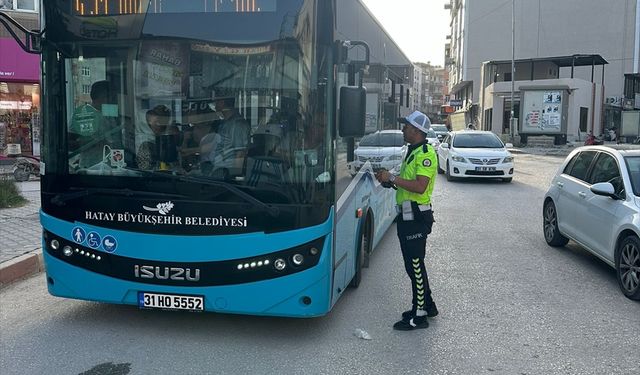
[207, 90, 250, 178]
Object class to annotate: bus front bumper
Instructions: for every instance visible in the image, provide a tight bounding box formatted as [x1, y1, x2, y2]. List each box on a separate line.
[44, 251, 332, 317]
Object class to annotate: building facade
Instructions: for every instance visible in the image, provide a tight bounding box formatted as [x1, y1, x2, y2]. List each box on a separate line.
[0, 1, 41, 156]
[445, 0, 640, 139]
[413, 62, 446, 124]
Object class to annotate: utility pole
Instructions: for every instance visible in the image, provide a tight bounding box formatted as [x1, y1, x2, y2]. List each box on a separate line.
[510, 0, 516, 143]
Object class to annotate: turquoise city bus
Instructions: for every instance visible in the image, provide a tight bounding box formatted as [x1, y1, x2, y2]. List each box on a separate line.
[6, 0, 414, 317]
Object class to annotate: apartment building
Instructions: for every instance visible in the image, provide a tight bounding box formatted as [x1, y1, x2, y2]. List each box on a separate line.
[445, 0, 639, 140]
[413, 62, 447, 123]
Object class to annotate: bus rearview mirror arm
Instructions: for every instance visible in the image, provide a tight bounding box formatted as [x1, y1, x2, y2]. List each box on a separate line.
[0, 11, 42, 54]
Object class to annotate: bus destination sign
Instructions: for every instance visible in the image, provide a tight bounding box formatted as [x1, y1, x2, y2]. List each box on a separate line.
[73, 0, 276, 16]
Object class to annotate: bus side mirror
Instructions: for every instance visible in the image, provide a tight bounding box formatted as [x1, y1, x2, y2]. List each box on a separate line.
[30, 32, 42, 53]
[339, 86, 366, 138]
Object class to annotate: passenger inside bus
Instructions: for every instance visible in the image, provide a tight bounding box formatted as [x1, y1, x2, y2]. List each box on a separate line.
[69, 80, 122, 169]
[181, 115, 221, 175]
[136, 105, 177, 170]
[245, 121, 291, 186]
[205, 91, 250, 179]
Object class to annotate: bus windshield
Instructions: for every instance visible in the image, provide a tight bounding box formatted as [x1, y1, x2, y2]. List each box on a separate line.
[43, 0, 331, 209]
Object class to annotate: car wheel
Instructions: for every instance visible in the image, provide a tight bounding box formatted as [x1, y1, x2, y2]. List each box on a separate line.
[616, 236, 640, 300]
[543, 200, 569, 247]
[445, 161, 455, 182]
[502, 177, 513, 183]
[13, 166, 30, 182]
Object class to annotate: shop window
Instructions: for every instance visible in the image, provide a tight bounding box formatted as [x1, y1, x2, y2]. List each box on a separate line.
[0, 0, 38, 11]
[0, 82, 40, 156]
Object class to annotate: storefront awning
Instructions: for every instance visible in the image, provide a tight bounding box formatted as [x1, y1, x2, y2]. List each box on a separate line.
[0, 38, 40, 82]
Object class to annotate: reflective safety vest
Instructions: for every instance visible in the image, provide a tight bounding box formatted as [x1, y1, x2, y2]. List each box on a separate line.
[396, 142, 437, 205]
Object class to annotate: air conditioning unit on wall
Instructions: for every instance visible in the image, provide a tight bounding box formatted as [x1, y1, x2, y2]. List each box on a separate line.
[623, 98, 635, 110]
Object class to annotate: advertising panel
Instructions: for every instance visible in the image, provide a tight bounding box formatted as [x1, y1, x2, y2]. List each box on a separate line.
[135, 41, 189, 98]
[520, 90, 565, 134]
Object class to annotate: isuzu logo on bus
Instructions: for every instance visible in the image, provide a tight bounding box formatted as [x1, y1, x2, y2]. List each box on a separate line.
[134, 265, 201, 282]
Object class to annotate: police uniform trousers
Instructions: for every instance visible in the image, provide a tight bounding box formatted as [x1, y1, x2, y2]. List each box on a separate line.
[396, 209, 435, 316]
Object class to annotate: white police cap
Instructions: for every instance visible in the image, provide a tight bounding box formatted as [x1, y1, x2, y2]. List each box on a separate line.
[398, 111, 431, 133]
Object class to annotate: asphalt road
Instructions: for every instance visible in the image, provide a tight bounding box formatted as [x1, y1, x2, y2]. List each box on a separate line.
[1, 154, 639, 375]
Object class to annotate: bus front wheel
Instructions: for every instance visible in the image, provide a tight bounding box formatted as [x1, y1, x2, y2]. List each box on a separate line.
[350, 218, 371, 288]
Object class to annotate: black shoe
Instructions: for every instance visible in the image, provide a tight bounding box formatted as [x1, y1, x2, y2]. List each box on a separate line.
[401, 304, 439, 320]
[393, 316, 429, 331]
[426, 304, 439, 318]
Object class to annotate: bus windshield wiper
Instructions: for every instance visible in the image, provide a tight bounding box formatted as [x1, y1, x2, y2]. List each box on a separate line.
[126, 168, 280, 217]
[51, 187, 186, 206]
[176, 175, 281, 217]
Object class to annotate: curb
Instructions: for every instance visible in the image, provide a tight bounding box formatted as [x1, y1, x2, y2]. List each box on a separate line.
[0, 249, 44, 287]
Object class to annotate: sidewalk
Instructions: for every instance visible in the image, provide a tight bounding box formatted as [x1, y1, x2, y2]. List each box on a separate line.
[0, 179, 43, 286]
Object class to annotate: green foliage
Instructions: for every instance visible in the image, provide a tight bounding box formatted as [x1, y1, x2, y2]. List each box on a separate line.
[0, 178, 28, 208]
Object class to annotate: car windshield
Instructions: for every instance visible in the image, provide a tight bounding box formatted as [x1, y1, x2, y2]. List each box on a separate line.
[452, 133, 504, 148]
[426, 129, 437, 138]
[358, 133, 405, 147]
[431, 125, 448, 132]
[624, 156, 640, 196]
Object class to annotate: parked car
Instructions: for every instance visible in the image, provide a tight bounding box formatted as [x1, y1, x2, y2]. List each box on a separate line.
[543, 145, 640, 300]
[430, 124, 449, 141]
[437, 130, 514, 182]
[425, 128, 440, 150]
[347, 130, 407, 176]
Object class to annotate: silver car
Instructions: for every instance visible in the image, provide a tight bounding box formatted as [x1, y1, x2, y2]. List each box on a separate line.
[348, 130, 407, 176]
[543, 145, 640, 300]
[430, 124, 449, 141]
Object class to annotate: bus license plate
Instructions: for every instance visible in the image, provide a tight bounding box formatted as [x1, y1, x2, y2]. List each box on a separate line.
[138, 292, 204, 311]
[475, 167, 496, 171]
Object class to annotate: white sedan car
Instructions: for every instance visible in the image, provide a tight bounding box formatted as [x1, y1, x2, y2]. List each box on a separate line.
[437, 130, 514, 182]
[425, 128, 440, 150]
[348, 130, 407, 176]
[543, 145, 640, 300]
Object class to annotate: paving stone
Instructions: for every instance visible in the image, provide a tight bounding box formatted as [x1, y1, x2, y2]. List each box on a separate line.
[0, 181, 42, 264]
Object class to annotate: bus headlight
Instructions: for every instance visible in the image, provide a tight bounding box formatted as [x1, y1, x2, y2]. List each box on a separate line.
[62, 246, 73, 257]
[274, 258, 286, 271]
[292, 253, 304, 266]
[51, 239, 60, 250]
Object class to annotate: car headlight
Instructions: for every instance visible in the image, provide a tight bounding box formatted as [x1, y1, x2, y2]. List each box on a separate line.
[503, 156, 514, 163]
[451, 155, 466, 163]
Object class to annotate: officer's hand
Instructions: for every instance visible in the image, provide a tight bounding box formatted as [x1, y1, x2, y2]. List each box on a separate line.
[375, 169, 390, 183]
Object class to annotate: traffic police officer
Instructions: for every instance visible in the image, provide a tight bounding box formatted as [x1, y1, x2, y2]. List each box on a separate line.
[376, 110, 438, 331]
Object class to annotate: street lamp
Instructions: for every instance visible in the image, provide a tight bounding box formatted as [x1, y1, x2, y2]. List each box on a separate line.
[509, 0, 515, 143]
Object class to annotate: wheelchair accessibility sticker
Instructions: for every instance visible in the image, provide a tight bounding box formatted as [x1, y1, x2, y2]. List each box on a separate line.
[86, 232, 101, 249]
[71, 227, 119, 253]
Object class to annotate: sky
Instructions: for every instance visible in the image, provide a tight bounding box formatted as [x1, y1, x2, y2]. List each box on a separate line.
[361, 0, 450, 66]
